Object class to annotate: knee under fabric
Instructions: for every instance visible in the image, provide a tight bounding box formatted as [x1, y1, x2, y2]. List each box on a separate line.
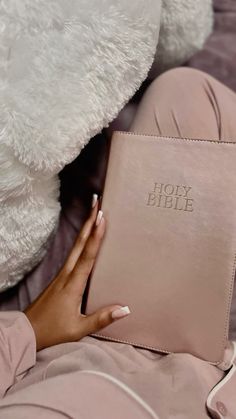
[0, 0, 213, 291]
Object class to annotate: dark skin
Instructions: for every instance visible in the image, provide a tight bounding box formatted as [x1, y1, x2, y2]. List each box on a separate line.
[24, 197, 130, 351]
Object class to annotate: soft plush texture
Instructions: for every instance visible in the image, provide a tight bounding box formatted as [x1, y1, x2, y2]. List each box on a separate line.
[149, 0, 213, 77]
[0, 0, 213, 291]
[0, 0, 161, 291]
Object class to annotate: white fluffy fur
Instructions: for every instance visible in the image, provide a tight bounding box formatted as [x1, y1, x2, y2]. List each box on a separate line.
[0, 0, 213, 291]
[0, 0, 161, 291]
[149, 0, 213, 77]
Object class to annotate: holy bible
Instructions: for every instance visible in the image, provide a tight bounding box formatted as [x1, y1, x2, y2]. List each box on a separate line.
[84, 131, 236, 364]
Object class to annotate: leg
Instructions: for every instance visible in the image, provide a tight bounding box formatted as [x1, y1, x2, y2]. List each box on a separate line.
[0, 371, 156, 419]
[130, 67, 236, 142]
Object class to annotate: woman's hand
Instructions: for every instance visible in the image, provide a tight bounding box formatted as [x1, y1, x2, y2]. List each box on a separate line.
[24, 195, 130, 351]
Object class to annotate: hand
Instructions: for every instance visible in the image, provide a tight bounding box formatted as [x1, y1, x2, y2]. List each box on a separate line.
[24, 194, 130, 351]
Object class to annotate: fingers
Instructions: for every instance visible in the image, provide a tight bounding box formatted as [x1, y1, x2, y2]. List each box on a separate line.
[66, 210, 106, 295]
[62, 194, 99, 275]
[79, 305, 131, 337]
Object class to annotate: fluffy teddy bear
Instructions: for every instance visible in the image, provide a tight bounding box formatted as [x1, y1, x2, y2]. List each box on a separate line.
[0, 0, 213, 291]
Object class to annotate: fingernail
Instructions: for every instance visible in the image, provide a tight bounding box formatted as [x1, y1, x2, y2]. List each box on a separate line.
[111, 306, 131, 320]
[96, 210, 103, 227]
[92, 194, 98, 208]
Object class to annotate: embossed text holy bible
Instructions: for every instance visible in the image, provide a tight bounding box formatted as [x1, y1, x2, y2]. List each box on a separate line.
[84, 131, 236, 364]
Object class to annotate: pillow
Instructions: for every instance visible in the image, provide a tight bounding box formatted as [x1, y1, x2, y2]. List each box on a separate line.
[149, 0, 214, 78]
[0, 0, 161, 291]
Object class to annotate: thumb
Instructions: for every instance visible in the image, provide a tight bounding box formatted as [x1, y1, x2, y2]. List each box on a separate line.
[82, 305, 131, 336]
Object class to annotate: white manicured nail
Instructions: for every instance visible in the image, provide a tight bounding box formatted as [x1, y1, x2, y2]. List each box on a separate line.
[96, 210, 103, 226]
[111, 306, 131, 320]
[92, 194, 98, 208]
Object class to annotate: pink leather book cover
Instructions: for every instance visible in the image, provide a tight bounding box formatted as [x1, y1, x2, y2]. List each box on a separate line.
[84, 131, 236, 364]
